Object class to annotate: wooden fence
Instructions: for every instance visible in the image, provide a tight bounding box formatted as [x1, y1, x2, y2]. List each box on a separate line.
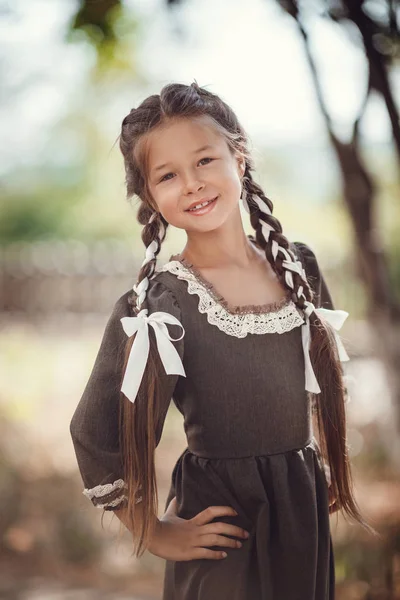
[0, 240, 142, 315]
[0, 240, 362, 316]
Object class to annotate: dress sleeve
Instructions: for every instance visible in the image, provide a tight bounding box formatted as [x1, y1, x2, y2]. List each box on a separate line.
[69, 278, 185, 511]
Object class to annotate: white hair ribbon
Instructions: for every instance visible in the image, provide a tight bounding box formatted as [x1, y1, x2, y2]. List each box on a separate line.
[261, 221, 275, 242]
[301, 302, 350, 394]
[252, 194, 272, 215]
[120, 310, 186, 403]
[282, 259, 305, 278]
[142, 239, 158, 266]
[282, 258, 307, 291]
[271, 240, 279, 260]
[285, 270, 294, 289]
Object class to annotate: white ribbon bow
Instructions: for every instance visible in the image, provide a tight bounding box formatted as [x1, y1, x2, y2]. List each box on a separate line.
[301, 302, 350, 394]
[120, 309, 186, 403]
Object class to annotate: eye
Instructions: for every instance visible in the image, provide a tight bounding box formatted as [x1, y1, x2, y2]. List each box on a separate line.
[159, 172, 174, 183]
[198, 157, 214, 166]
[158, 157, 214, 183]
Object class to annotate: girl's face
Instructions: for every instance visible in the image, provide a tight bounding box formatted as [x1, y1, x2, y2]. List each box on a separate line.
[145, 116, 245, 233]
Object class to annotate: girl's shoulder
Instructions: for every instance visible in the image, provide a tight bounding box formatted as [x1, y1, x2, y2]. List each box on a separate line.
[290, 240, 333, 309]
[111, 268, 184, 324]
[291, 240, 318, 267]
[291, 240, 322, 285]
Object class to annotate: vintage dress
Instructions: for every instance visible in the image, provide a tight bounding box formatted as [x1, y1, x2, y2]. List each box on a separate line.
[70, 239, 339, 600]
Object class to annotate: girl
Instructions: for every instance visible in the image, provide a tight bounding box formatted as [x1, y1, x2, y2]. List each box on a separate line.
[70, 81, 375, 599]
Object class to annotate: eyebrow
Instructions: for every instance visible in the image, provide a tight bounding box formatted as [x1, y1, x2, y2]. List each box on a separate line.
[152, 144, 215, 175]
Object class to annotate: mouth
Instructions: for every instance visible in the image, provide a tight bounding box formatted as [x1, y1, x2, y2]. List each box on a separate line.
[185, 195, 219, 214]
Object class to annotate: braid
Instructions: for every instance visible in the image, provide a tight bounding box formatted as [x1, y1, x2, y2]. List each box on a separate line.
[241, 169, 313, 313]
[130, 208, 169, 313]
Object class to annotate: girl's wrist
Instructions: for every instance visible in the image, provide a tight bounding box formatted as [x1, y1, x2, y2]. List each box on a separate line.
[147, 517, 163, 555]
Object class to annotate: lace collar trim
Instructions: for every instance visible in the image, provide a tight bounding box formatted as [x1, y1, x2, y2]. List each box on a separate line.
[168, 254, 292, 314]
[159, 258, 305, 338]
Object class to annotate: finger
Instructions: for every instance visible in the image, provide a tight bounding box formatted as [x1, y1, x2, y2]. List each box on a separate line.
[199, 534, 242, 549]
[200, 522, 249, 539]
[191, 506, 238, 526]
[190, 547, 228, 560]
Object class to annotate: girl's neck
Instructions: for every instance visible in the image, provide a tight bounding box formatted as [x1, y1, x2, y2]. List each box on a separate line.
[180, 234, 263, 271]
[179, 205, 262, 270]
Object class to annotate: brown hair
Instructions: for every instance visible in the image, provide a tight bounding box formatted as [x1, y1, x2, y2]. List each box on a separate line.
[116, 81, 377, 557]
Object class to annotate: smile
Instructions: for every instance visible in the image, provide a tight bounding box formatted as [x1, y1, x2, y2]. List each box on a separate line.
[185, 196, 219, 215]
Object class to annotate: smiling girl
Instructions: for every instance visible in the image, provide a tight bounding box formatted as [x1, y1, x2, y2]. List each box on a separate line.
[70, 81, 375, 599]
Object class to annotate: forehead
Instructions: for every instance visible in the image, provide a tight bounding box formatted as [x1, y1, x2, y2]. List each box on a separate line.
[146, 117, 226, 174]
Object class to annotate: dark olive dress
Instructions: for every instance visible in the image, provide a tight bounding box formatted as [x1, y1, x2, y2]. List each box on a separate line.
[70, 239, 336, 600]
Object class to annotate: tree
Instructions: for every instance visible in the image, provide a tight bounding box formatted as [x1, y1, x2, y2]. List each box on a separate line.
[69, 0, 400, 465]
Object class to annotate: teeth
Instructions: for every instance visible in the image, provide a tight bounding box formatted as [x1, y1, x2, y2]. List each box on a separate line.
[188, 198, 214, 211]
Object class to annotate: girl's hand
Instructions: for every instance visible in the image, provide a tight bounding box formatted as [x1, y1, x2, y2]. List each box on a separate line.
[148, 497, 250, 561]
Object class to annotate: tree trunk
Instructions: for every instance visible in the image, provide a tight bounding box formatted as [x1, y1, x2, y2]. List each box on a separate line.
[286, 4, 400, 469]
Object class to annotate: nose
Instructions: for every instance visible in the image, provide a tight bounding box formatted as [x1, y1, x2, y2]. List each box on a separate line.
[182, 172, 205, 195]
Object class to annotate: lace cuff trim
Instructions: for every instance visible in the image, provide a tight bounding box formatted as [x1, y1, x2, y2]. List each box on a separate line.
[160, 260, 304, 338]
[82, 478, 142, 509]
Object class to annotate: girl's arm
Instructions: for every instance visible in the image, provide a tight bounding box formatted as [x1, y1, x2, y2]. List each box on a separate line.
[113, 500, 159, 542]
[70, 279, 184, 516]
[70, 291, 133, 511]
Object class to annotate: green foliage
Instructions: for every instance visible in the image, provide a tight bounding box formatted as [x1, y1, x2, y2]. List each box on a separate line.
[70, 0, 122, 43]
[0, 183, 81, 244]
[66, 0, 141, 74]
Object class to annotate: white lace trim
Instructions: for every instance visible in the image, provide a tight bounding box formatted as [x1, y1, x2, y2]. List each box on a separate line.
[82, 478, 142, 508]
[82, 478, 126, 500]
[160, 260, 305, 338]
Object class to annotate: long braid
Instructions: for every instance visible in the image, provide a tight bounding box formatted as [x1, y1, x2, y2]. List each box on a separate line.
[130, 206, 168, 313]
[240, 167, 325, 437]
[240, 167, 375, 533]
[119, 203, 184, 554]
[241, 169, 313, 310]
[241, 169, 322, 420]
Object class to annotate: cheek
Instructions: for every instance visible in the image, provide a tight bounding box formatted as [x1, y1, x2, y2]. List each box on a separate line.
[219, 174, 242, 204]
[218, 162, 241, 189]
[155, 190, 181, 223]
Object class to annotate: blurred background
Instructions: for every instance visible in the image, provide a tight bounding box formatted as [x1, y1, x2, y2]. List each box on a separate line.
[1, 0, 400, 598]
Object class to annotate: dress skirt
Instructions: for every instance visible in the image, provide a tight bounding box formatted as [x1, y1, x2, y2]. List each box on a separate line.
[162, 440, 335, 600]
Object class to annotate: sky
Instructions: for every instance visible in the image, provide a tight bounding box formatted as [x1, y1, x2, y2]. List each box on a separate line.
[0, 0, 396, 181]
[134, 0, 394, 146]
